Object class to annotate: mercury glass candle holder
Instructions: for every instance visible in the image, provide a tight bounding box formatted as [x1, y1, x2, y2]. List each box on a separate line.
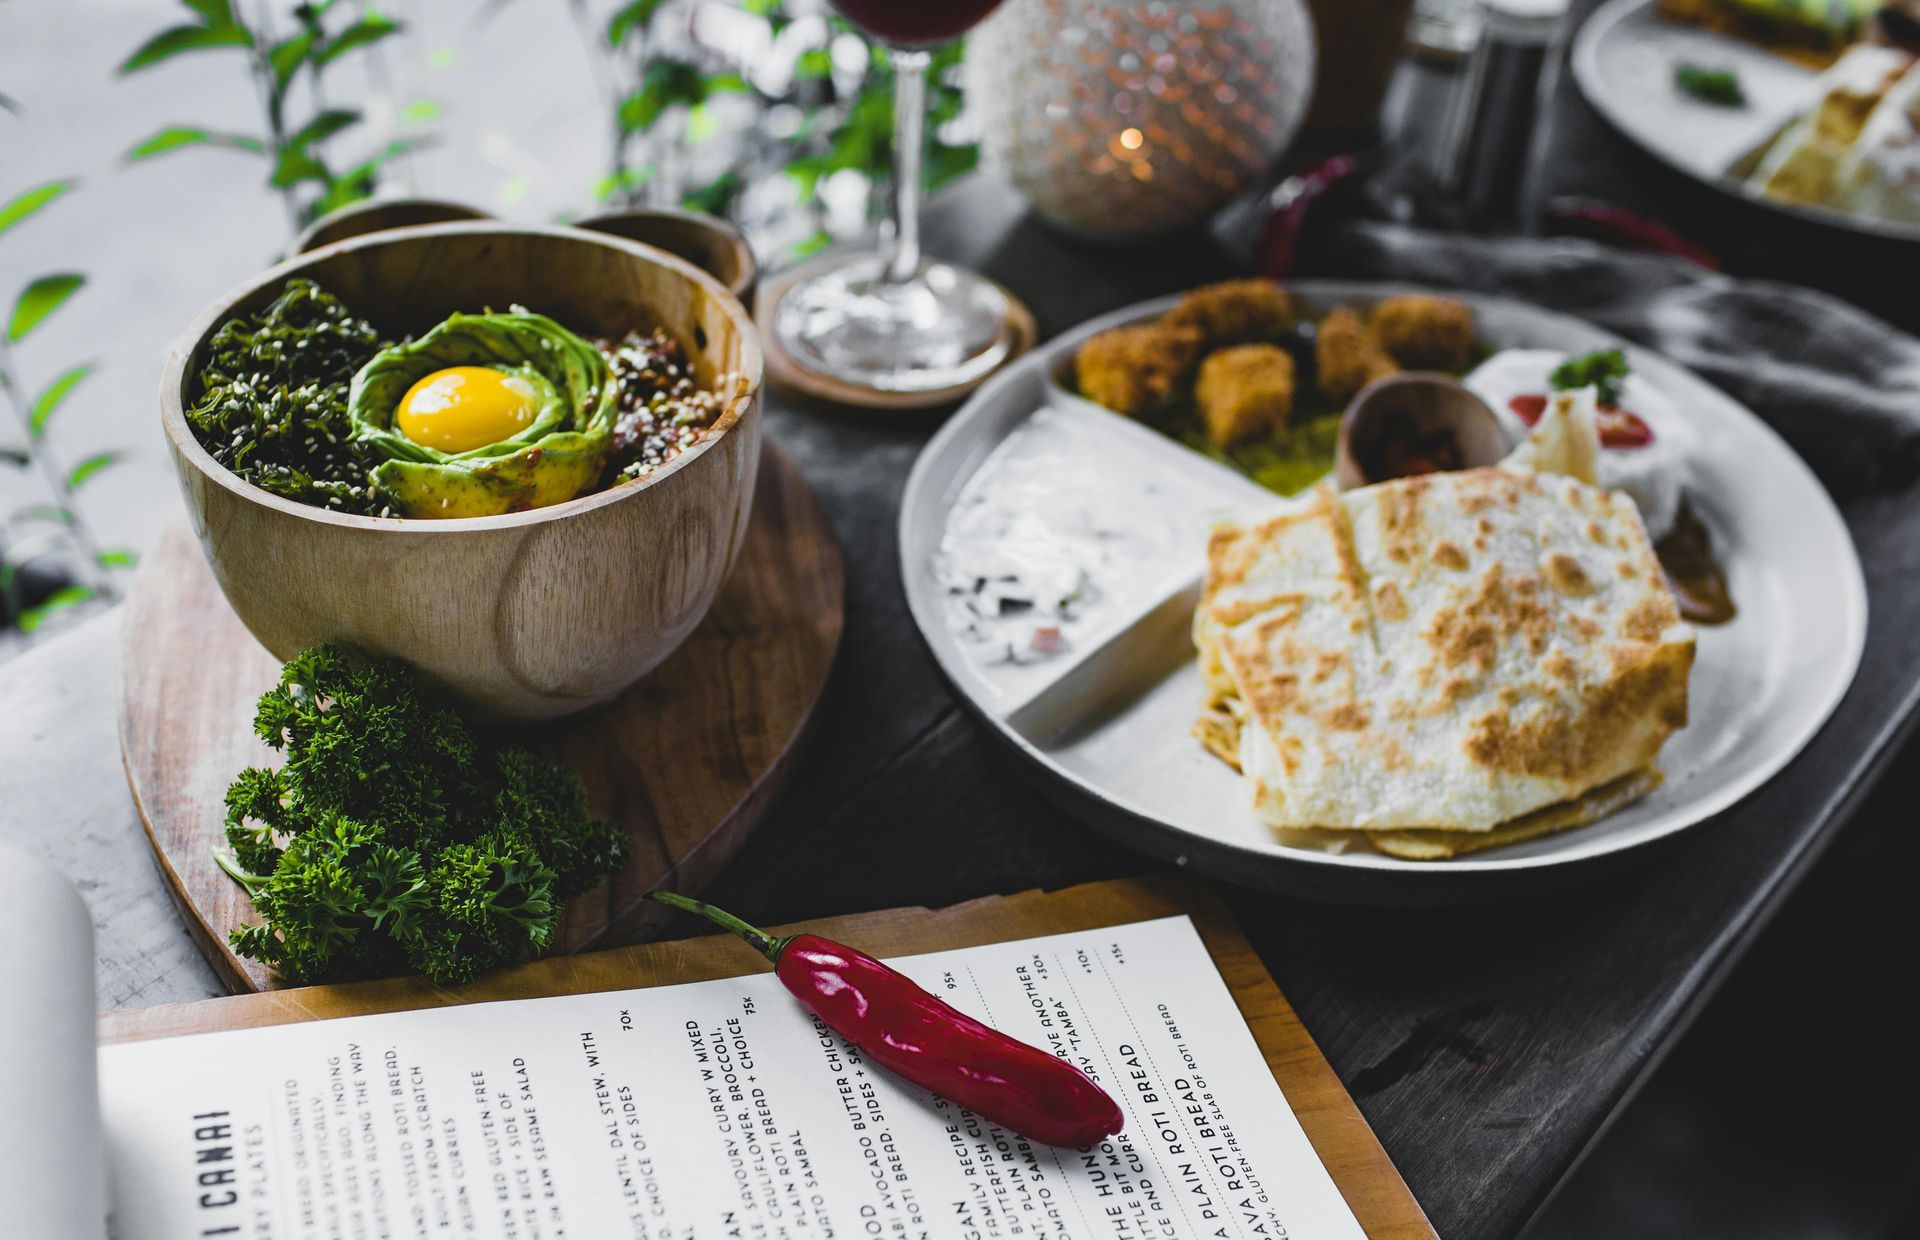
[968, 0, 1317, 241]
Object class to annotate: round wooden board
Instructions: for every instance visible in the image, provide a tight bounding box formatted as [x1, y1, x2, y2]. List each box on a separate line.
[118, 446, 844, 992]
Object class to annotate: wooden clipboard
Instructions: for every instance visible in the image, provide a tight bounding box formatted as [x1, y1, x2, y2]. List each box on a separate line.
[100, 874, 1435, 1239]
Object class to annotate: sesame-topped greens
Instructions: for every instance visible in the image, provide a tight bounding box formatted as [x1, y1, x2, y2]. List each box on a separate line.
[186, 278, 392, 514]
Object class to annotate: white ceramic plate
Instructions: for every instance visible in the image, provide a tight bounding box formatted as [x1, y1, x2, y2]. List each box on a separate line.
[899, 283, 1868, 900]
[1572, 0, 1920, 244]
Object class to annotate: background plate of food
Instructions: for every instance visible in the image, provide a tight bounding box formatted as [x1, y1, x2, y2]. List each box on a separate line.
[898, 279, 1866, 900]
[1573, 0, 1920, 243]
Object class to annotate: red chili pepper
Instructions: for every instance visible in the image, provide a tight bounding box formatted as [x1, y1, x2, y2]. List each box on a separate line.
[1509, 393, 1548, 426]
[648, 892, 1127, 1149]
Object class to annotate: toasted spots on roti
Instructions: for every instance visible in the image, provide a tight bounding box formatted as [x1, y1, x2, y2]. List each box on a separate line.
[1373, 579, 1408, 622]
[1543, 550, 1596, 596]
[1192, 465, 1693, 841]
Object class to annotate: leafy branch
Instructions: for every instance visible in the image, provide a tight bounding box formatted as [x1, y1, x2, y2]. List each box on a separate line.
[578, 0, 979, 245]
[119, 0, 424, 230]
[0, 179, 129, 634]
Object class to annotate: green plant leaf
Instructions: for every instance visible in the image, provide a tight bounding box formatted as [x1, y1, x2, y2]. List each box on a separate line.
[19, 585, 94, 632]
[120, 22, 253, 74]
[925, 140, 979, 191]
[0, 181, 75, 237]
[13, 504, 75, 526]
[681, 170, 742, 216]
[788, 227, 832, 260]
[287, 108, 362, 150]
[8, 274, 85, 342]
[591, 166, 652, 201]
[126, 126, 264, 160]
[794, 47, 832, 79]
[316, 12, 402, 67]
[0, 446, 27, 468]
[271, 110, 360, 187]
[271, 150, 330, 188]
[28, 363, 93, 436]
[618, 60, 718, 134]
[608, 0, 666, 46]
[66, 451, 123, 489]
[98, 549, 139, 568]
[306, 138, 432, 219]
[183, 0, 240, 25]
[268, 31, 314, 97]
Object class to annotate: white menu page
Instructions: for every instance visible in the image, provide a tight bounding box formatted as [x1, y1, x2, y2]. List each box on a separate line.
[99, 915, 1366, 1240]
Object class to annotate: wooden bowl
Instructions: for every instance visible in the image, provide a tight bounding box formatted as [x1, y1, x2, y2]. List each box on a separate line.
[290, 197, 490, 255]
[161, 222, 764, 723]
[573, 207, 759, 305]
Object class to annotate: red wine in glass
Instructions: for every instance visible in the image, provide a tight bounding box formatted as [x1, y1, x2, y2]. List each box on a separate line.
[832, 0, 1005, 47]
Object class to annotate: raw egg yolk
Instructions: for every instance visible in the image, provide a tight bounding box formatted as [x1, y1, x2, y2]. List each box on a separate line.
[395, 366, 541, 453]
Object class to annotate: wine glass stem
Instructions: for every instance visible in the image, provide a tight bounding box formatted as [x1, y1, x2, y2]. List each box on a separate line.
[884, 47, 931, 286]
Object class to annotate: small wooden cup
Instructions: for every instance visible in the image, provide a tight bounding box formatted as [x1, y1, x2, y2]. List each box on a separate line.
[290, 197, 490, 255]
[574, 207, 759, 306]
[162, 222, 764, 722]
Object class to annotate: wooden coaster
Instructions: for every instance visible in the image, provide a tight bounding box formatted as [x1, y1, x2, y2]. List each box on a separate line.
[117, 446, 844, 993]
[756, 255, 1038, 412]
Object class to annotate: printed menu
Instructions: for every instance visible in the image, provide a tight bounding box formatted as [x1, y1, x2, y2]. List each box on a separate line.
[98, 915, 1365, 1239]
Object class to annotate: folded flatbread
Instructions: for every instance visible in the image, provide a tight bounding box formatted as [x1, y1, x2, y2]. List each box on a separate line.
[1194, 393, 1693, 854]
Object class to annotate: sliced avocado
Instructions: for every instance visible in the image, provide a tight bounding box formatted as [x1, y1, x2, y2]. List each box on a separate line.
[348, 309, 618, 518]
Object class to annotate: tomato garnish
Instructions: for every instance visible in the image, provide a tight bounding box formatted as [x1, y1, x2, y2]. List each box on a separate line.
[1509, 393, 1547, 426]
[1509, 392, 1654, 449]
[1598, 406, 1653, 449]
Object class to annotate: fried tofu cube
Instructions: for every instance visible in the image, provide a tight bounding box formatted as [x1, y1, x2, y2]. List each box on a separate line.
[1315, 306, 1398, 402]
[1165, 278, 1293, 346]
[1196, 344, 1295, 447]
[1370, 295, 1475, 369]
[1074, 322, 1204, 416]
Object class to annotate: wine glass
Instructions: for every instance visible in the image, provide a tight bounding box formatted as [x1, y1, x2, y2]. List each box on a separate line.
[772, 0, 1014, 394]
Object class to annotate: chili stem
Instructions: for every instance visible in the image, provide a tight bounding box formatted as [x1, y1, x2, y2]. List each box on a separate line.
[646, 891, 788, 964]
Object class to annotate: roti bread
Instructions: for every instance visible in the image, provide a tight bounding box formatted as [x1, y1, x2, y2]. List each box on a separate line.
[1194, 417, 1693, 841]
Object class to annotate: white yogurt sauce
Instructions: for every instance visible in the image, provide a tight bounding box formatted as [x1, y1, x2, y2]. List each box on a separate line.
[936, 403, 1257, 697]
[1464, 348, 1694, 540]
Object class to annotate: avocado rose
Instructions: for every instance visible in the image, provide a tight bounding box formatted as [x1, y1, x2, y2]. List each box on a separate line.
[348, 309, 618, 517]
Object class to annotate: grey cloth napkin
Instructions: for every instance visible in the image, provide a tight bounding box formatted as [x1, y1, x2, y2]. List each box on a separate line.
[1297, 222, 1920, 498]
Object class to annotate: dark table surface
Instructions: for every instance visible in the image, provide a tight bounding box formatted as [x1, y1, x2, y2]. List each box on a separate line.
[6, 19, 1920, 1240]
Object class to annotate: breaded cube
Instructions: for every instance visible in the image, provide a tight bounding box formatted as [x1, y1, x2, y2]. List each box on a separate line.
[1074, 322, 1204, 416]
[1195, 344, 1294, 447]
[1369, 295, 1475, 369]
[1315, 306, 1398, 402]
[1164, 278, 1292, 346]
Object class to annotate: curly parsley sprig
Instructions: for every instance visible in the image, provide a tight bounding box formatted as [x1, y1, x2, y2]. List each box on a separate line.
[1550, 348, 1631, 408]
[216, 645, 627, 984]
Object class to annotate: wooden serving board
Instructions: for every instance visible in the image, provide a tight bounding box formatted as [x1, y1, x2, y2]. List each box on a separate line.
[118, 445, 843, 993]
[100, 874, 1436, 1239]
